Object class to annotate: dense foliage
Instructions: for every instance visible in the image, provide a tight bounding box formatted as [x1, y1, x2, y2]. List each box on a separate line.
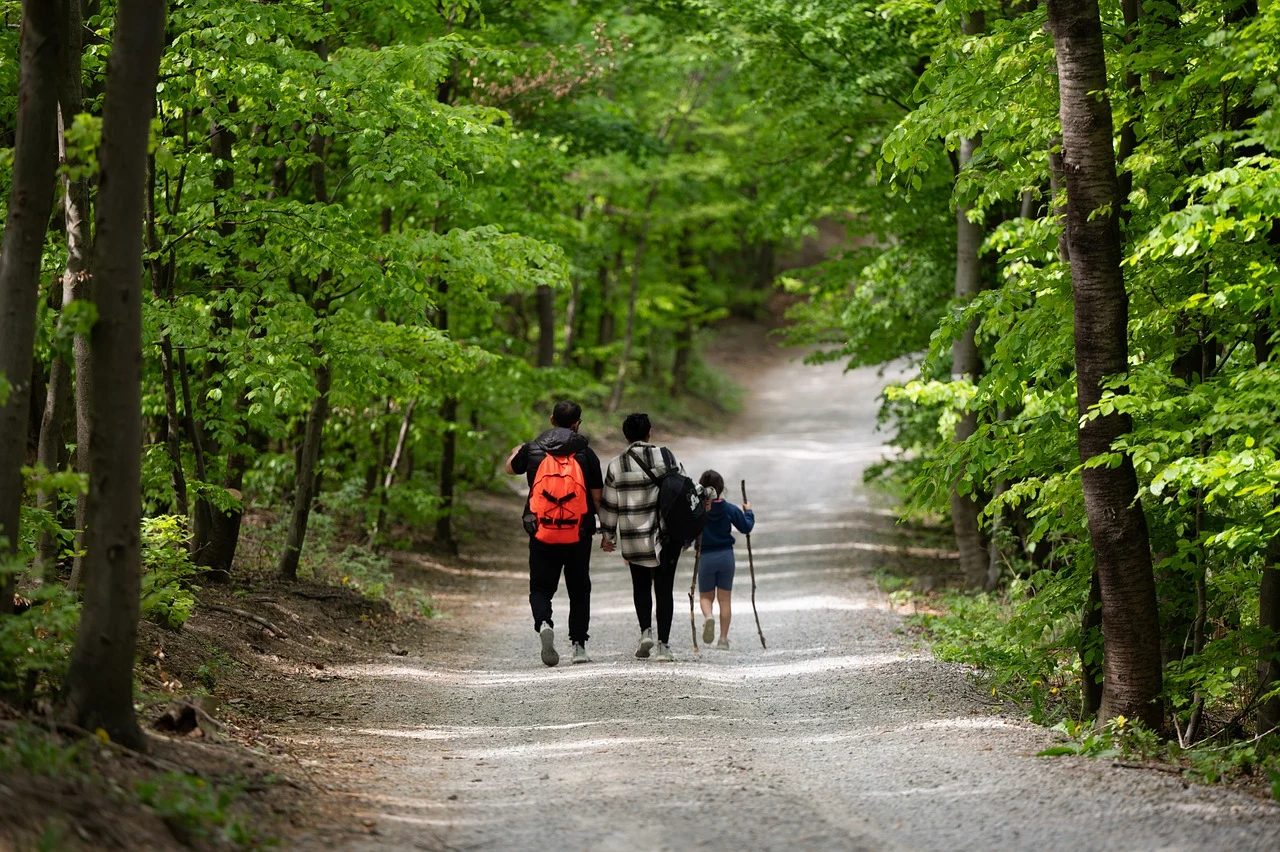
[1, 0, 1278, 762]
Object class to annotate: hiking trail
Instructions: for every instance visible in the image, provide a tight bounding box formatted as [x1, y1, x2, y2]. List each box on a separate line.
[283, 352, 1280, 851]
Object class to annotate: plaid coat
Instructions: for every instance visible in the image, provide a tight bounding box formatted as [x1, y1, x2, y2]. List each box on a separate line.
[599, 442, 683, 567]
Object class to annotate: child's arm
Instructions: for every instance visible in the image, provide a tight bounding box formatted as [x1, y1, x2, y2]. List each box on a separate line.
[730, 502, 755, 535]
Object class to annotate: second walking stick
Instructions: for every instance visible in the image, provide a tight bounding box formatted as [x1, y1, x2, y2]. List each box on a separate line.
[688, 534, 702, 653]
[741, 480, 766, 649]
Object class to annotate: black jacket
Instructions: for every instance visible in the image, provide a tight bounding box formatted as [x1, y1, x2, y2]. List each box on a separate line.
[514, 428, 602, 540]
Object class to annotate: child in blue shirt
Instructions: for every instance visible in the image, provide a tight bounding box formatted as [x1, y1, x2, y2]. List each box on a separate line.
[696, 470, 754, 650]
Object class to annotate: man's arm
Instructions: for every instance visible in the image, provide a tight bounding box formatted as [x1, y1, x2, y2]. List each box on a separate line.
[504, 443, 524, 476]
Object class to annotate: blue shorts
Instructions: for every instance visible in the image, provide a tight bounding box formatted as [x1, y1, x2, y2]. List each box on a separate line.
[698, 548, 736, 593]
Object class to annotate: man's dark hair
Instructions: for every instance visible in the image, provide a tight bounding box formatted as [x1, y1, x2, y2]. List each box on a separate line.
[552, 401, 582, 428]
[699, 469, 725, 497]
[622, 412, 652, 443]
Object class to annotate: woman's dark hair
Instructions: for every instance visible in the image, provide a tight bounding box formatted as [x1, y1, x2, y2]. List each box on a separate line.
[622, 412, 651, 443]
[552, 400, 582, 428]
[699, 469, 725, 497]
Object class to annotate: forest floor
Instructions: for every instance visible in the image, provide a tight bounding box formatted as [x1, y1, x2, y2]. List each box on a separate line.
[7, 322, 1280, 850]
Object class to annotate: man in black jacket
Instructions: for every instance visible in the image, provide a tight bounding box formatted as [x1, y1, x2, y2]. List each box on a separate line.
[505, 401, 603, 666]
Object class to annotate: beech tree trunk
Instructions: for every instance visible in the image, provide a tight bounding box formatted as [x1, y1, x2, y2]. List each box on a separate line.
[561, 276, 580, 368]
[278, 360, 331, 580]
[0, 0, 62, 605]
[593, 258, 617, 379]
[64, 0, 167, 751]
[951, 125, 988, 589]
[34, 275, 72, 580]
[608, 231, 649, 413]
[51, 0, 93, 585]
[1256, 246, 1280, 737]
[146, 155, 188, 516]
[191, 110, 241, 573]
[536, 284, 556, 367]
[1261, 539, 1280, 735]
[435, 395, 459, 554]
[1048, 0, 1163, 730]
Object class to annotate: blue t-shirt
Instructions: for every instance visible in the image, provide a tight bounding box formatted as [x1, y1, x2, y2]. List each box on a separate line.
[700, 500, 754, 552]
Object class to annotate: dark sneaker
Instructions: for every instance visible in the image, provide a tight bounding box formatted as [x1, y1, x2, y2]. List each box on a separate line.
[571, 642, 591, 664]
[702, 616, 715, 645]
[635, 628, 654, 659]
[652, 641, 674, 662]
[540, 625, 559, 667]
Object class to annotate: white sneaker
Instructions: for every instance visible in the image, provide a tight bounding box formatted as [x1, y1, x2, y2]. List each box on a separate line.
[652, 641, 674, 662]
[635, 628, 654, 659]
[540, 625, 559, 667]
[715, 638, 730, 651]
[571, 642, 592, 664]
[702, 616, 715, 645]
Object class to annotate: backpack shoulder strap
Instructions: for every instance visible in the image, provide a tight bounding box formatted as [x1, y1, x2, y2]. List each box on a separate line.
[627, 448, 662, 487]
[659, 447, 676, 472]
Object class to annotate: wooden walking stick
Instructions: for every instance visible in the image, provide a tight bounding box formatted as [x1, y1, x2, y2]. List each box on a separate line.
[688, 534, 702, 653]
[741, 480, 766, 649]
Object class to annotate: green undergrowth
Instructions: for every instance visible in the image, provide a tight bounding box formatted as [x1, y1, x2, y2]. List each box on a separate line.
[134, 771, 274, 849]
[1, 514, 202, 706]
[1039, 717, 1280, 799]
[1, 722, 274, 849]
[891, 578, 1280, 800]
[901, 583, 1085, 725]
[236, 514, 437, 619]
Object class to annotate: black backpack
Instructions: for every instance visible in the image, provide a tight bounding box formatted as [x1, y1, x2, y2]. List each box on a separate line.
[627, 447, 706, 545]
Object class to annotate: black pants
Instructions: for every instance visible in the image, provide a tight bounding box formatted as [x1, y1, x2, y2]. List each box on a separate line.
[630, 544, 682, 644]
[529, 539, 592, 645]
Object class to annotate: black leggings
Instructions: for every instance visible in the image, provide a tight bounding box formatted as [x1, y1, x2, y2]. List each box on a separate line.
[630, 546, 682, 643]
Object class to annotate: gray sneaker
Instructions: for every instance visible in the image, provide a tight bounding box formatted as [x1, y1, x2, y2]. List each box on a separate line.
[635, 628, 654, 659]
[715, 638, 730, 651]
[540, 625, 559, 667]
[652, 641, 674, 662]
[702, 616, 715, 645]
[571, 642, 592, 664]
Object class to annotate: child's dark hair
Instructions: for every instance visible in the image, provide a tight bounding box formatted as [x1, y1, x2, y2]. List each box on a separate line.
[699, 469, 725, 497]
[622, 412, 652, 443]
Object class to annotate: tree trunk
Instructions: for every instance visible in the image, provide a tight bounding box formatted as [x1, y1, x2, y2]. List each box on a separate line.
[369, 399, 415, 546]
[435, 396, 459, 554]
[1261, 543, 1280, 736]
[191, 109, 237, 568]
[1048, 0, 1163, 730]
[278, 359, 331, 580]
[1255, 249, 1280, 736]
[54, 1, 92, 586]
[64, 0, 166, 751]
[951, 126, 988, 589]
[671, 321, 694, 396]
[34, 276, 72, 581]
[145, 155, 188, 517]
[561, 275, 580, 368]
[608, 232, 649, 413]
[593, 258, 617, 379]
[536, 284, 556, 367]
[0, 0, 62, 605]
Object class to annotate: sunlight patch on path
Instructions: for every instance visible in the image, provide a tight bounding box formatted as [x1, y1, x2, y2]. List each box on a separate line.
[752, 540, 958, 559]
[330, 652, 913, 688]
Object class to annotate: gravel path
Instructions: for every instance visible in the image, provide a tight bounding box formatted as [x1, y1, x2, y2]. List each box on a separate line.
[290, 354, 1280, 851]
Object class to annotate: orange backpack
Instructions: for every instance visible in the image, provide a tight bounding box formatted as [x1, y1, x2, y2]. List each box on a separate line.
[529, 454, 589, 545]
